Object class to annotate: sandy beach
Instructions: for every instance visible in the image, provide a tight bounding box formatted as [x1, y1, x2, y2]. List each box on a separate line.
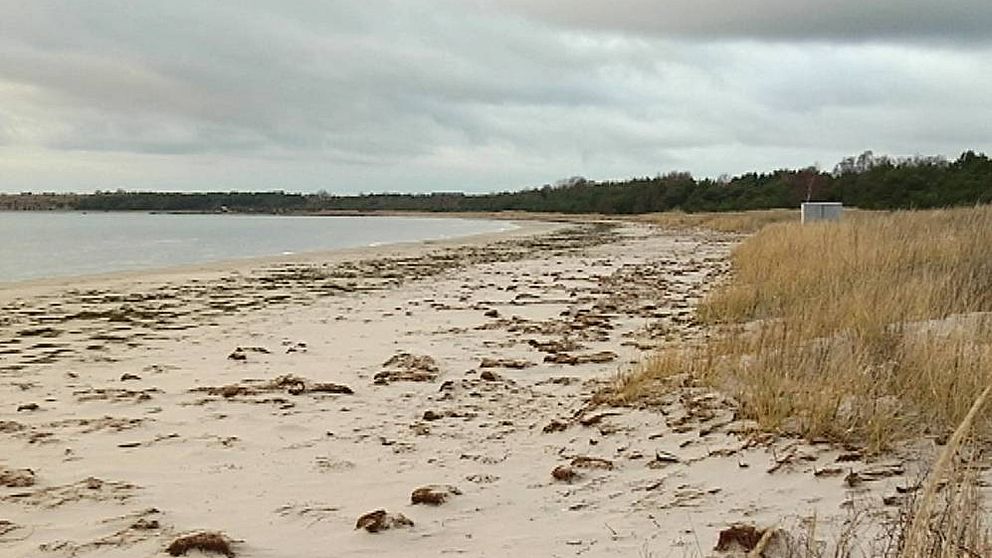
[1, 219, 930, 557]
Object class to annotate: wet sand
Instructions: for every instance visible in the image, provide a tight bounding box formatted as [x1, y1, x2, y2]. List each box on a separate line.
[0, 219, 926, 557]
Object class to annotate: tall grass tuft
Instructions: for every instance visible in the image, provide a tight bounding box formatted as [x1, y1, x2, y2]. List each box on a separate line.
[899, 387, 990, 557]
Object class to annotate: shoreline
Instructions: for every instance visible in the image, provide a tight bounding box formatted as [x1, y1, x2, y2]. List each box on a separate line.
[0, 217, 560, 301]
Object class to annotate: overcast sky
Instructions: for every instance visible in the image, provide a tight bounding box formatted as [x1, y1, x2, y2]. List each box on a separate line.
[1, 1, 990, 194]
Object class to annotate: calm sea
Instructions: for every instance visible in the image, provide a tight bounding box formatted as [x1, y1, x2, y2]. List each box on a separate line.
[0, 212, 515, 284]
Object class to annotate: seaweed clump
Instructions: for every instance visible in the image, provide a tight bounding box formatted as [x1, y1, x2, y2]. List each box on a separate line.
[166, 532, 235, 557]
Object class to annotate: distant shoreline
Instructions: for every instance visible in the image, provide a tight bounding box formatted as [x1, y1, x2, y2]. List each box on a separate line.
[3, 151, 990, 215]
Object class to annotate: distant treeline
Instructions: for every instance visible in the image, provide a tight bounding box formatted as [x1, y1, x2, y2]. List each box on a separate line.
[2, 151, 990, 214]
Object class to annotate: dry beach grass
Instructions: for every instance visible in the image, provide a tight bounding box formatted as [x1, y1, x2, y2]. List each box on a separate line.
[612, 205, 992, 556]
[638, 208, 799, 234]
[617, 205, 992, 449]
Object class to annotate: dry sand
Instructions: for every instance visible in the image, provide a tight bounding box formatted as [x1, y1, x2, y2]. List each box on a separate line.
[1, 219, 929, 557]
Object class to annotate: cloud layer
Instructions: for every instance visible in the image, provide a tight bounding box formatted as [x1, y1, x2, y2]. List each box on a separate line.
[484, 0, 992, 42]
[0, 1, 989, 193]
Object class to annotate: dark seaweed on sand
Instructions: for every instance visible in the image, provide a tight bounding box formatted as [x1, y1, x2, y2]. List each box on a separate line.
[166, 532, 235, 557]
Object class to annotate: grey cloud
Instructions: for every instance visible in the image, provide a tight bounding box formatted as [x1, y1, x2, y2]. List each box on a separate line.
[0, 1, 634, 159]
[482, 0, 992, 42]
[0, 1, 989, 193]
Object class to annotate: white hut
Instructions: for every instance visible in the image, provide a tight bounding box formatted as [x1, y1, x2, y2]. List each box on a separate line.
[801, 202, 843, 224]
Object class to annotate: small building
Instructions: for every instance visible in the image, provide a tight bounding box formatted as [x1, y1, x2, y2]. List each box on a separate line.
[801, 202, 842, 224]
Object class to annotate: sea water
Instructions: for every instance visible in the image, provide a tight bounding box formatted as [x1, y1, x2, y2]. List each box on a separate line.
[0, 212, 515, 283]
